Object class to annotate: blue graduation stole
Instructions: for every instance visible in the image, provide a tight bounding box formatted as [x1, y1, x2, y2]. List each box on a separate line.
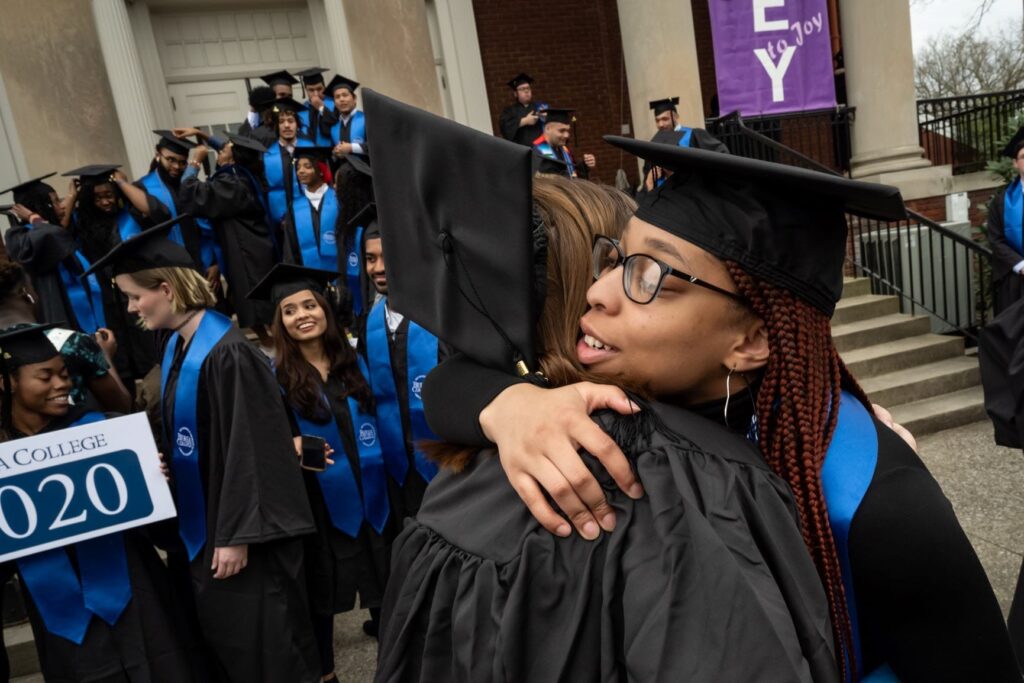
[140, 171, 219, 269]
[285, 359, 389, 535]
[345, 227, 364, 317]
[16, 411, 132, 644]
[1004, 177, 1023, 255]
[298, 107, 333, 146]
[291, 188, 339, 272]
[160, 310, 233, 560]
[365, 300, 439, 485]
[56, 250, 105, 335]
[330, 110, 366, 146]
[115, 209, 142, 243]
[264, 141, 309, 227]
[821, 392, 900, 683]
[534, 141, 576, 178]
[674, 125, 694, 147]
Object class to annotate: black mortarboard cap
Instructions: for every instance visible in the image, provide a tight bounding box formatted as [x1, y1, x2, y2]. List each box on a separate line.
[325, 75, 360, 95]
[1002, 126, 1024, 159]
[604, 136, 907, 316]
[295, 67, 328, 86]
[507, 73, 533, 89]
[292, 146, 334, 162]
[544, 108, 575, 125]
[348, 202, 377, 236]
[532, 151, 568, 175]
[0, 323, 61, 370]
[82, 216, 196, 278]
[0, 172, 58, 198]
[153, 130, 197, 156]
[364, 89, 537, 373]
[648, 97, 680, 115]
[226, 133, 268, 153]
[260, 70, 298, 87]
[249, 85, 276, 110]
[340, 154, 372, 177]
[247, 262, 339, 305]
[62, 165, 121, 182]
[650, 129, 685, 146]
[272, 97, 307, 115]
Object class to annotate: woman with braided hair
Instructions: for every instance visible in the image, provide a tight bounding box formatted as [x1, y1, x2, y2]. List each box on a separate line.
[420, 138, 1021, 681]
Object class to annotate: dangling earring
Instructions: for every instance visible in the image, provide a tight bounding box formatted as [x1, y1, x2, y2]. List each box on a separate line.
[724, 366, 735, 423]
[20, 288, 35, 306]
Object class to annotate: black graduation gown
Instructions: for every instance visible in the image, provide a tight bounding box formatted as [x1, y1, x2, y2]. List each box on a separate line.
[5, 222, 84, 328]
[160, 325, 319, 683]
[376, 402, 839, 683]
[289, 374, 393, 616]
[235, 121, 276, 148]
[179, 170, 275, 329]
[9, 406, 208, 683]
[499, 102, 542, 146]
[986, 185, 1024, 315]
[424, 356, 1023, 682]
[130, 169, 205, 271]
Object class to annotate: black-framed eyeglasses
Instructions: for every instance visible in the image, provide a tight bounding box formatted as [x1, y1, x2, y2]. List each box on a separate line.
[591, 235, 746, 305]
[158, 154, 188, 169]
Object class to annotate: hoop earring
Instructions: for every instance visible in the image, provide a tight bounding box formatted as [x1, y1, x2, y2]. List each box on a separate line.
[724, 366, 735, 423]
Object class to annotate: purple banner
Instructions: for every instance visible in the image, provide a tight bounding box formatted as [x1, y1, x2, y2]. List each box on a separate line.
[708, 0, 836, 116]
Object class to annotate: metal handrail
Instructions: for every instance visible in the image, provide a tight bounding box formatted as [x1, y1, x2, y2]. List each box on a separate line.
[917, 88, 1024, 113]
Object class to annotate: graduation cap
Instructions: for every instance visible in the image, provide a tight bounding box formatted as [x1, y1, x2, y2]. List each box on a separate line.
[650, 129, 686, 146]
[543, 108, 575, 125]
[0, 323, 61, 371]
[295, 67, 328, 86]
[62, 164, 121, 187]
[649, 97, 680, 116]
[225, 133, 268, 154]
[604, 135, 907, 316]
[82, 215, 196, 278]
[292, 147, 334, 163]
[153, 130, 197, 156]
[247, 262, 339, 306]
[1002, 127, 1024, 159]
[272, 97, 307, 116]
[325, 75, 360, 95]
[507, 73, 534, 90]
[260, 70, 298, 88]
[348, 202, 377, 236]
[363, 89, 537, 374]
[341, 154, 372, 178]
[0, 173, 58, 202]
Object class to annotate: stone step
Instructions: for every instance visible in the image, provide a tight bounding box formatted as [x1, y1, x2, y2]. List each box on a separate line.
[4, 621, 39, 679]
[832, 294, 900, 326]
[842, 277, 872, 299]
[888, 385, 988, 436]
[841, 334, 964, 379]
[831, 313, 931, 353]
[859, 356, 981, 407]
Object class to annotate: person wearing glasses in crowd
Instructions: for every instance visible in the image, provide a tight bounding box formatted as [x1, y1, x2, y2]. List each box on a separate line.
[499, 73, 544, 147]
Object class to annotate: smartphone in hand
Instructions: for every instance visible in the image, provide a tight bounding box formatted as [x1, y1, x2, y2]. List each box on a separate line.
[300, 435, 327, 472]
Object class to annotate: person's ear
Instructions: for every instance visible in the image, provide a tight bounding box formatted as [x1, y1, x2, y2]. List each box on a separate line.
[724, 315, 769, 374]
[159, 281, 174, 304]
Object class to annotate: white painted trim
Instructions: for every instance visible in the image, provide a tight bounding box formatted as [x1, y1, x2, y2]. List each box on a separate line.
[128, 1, 175, 130]
[430, 0, 491, 132]
[320, 0, 357, 79]
[0, 71, 29, 185]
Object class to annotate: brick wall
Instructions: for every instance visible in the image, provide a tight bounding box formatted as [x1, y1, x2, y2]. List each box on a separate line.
[904, 186, 1003, 230]
[471, 0, 637, 185]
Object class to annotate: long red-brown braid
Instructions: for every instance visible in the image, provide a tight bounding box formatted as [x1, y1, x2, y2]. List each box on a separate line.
[727, 262, 871, 682]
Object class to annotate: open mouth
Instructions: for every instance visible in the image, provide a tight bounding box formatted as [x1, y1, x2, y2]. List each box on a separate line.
[46, 394, 70, 406]
[576, 324, 619, 365]
[296, 321, 317, 333]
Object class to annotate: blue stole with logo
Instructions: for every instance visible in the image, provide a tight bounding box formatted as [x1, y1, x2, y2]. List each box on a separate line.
[264, 141, 309, 227]
[56, 250, 105, 334]
[1004, 177, 1023, 255]
[330, 110, 366, 146]
[160, 310, 233, 560]
[286, 359, 388, 535]
[140, 171, 219, 269]
[291, 189, 339, 272]
[345, 227, 364, 316]
[821, 391, 900, 683]
[534, 141, 576, 177]
[365, 300, 439, 485]
[674, 125, 694, 147]
[16, 411, 132, 644]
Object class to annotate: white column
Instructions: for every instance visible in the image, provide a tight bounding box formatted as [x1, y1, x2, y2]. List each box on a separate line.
[432, 0, 491, 133]
[616, 0, 704, 143]
[321, 0, 357, 79]
[91, 0, 158, 179]
[839, 0, 930, 178]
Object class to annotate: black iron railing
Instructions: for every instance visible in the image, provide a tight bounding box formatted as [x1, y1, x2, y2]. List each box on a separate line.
[917, 89, 1024, 174]
[715, 112, 994, 338]
[706, 107, 855, 173]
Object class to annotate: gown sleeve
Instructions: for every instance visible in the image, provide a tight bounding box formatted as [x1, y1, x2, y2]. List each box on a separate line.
[204, 341, 315, 547]
[421, 353, 525, 447]
[987, 187, 1020, 280]
[128, 182, 174, 226]
[850, 421, 1022, 681]
[4, 222, 77, 272]
[499, 105, 523, 141]
[179, 173, 251, 220]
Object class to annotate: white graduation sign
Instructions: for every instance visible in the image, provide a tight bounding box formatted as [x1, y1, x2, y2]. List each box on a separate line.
[0, 412, 176, 563]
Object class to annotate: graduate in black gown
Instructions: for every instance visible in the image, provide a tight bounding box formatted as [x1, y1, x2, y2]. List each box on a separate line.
[2, 174, 107, 335]
[319, 76, 367, 159]
[61, 164, 158, 383]
[420, 135, 1022, 681]
[986, 128, 1024, 314]
[281, 147, 341, 272]
[365, 89, 839, 683]
[334, 155, 376, 322]
[237, 86, 279, 148]
[263, 97, 312, 236]
[0, 324, 206, 682]
[250, 263, 393, 681]
[295, 67, 335, 147]
[499, 73, 543, 146]
[84, 223, 320, 683]
[176, 131, 276, 334]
